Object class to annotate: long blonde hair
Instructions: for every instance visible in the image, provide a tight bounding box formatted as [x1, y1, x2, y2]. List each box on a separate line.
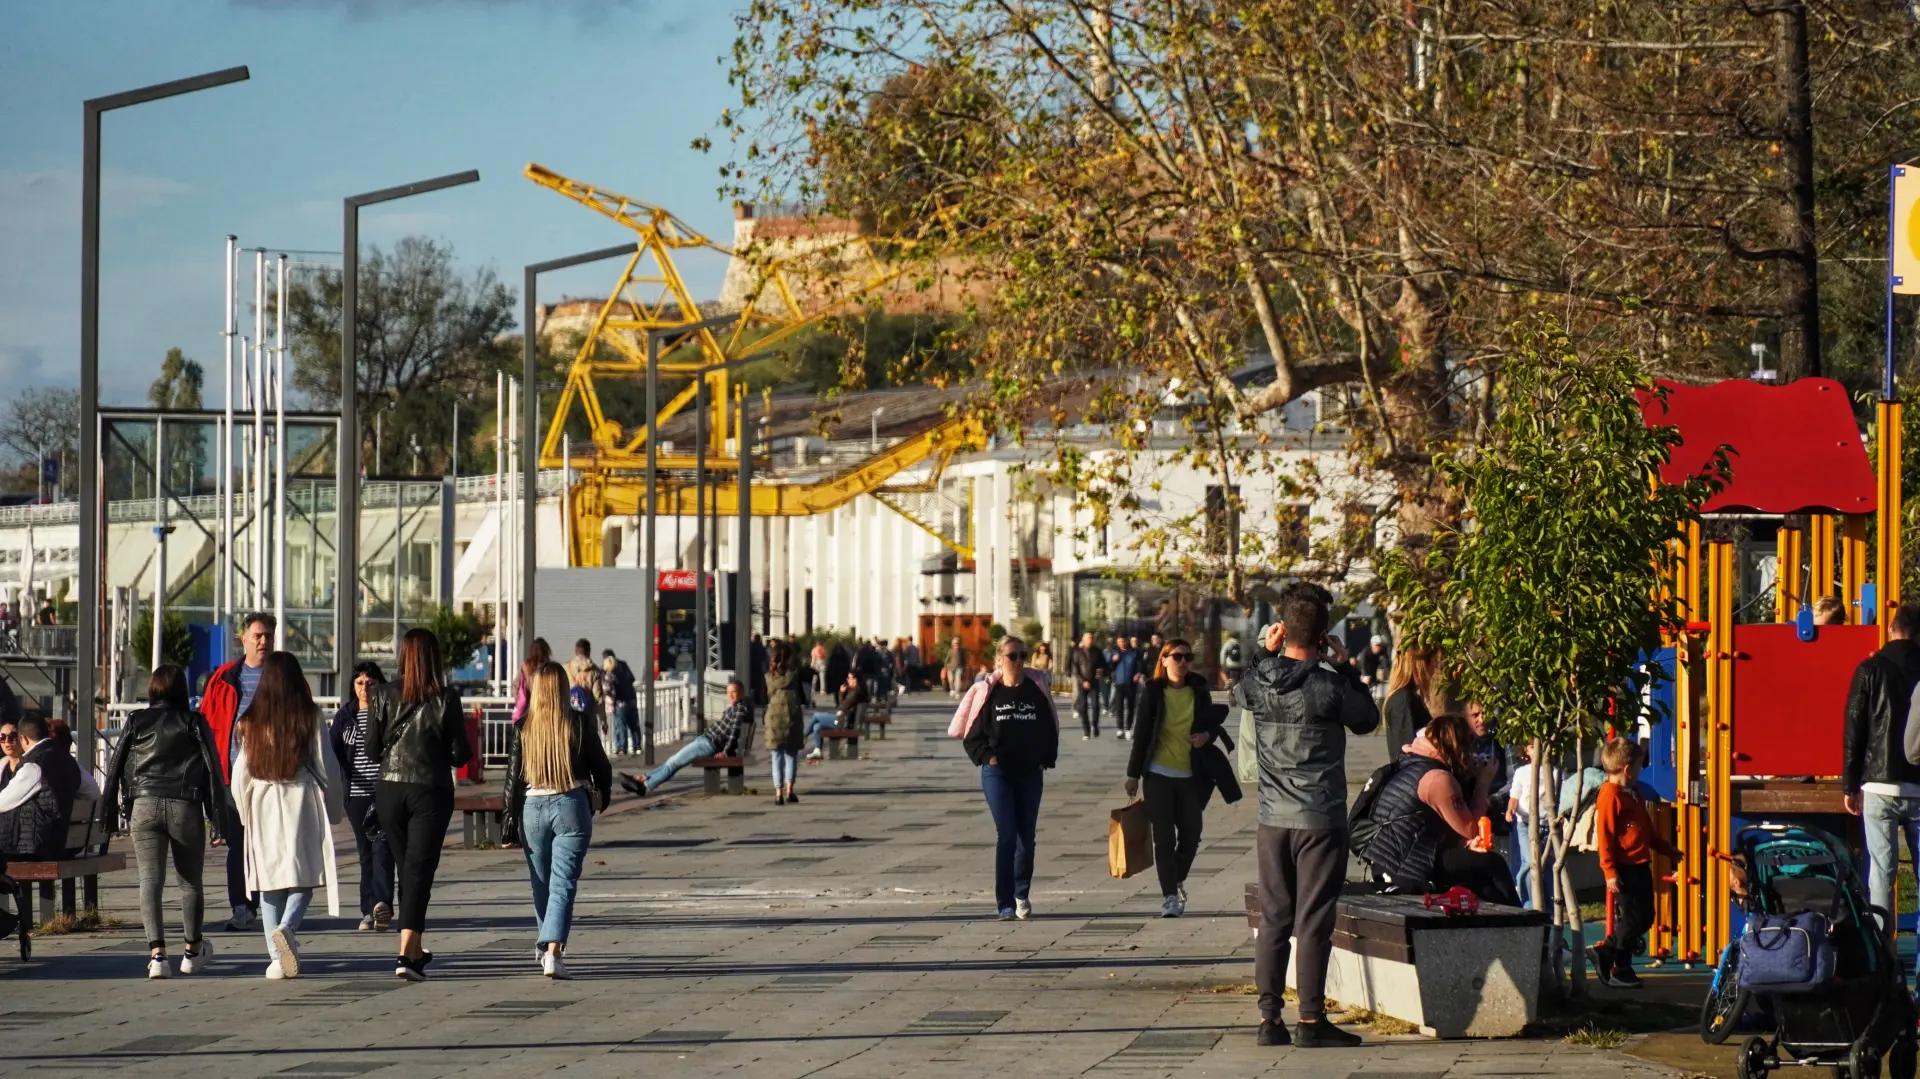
[522, 661, 575, 790]
[1385, 645, 1444, 710]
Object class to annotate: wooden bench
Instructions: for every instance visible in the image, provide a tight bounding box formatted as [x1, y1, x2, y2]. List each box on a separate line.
[4, 795, 125, 960]
[859, 702, 893, 740]
[1248, 884, 1547, 1038]
[821, 728, 861, 760]
[453, 792, 505, 848]
[691, 756, 745, 795]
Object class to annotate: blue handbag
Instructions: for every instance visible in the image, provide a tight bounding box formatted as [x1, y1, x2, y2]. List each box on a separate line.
[1737, 911, 1837, 993]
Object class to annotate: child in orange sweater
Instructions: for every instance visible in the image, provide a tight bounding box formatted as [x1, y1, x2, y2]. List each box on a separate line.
[1590, 738, 1680, 989]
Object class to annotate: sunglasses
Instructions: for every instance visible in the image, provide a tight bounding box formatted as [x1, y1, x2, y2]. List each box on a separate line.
[0, 732, 15, 742]
[1003, 650, 1027, 661]
[1166, 652, 1192, 662]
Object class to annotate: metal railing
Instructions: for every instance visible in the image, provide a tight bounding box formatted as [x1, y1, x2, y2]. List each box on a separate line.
[475, 678, 697, 769]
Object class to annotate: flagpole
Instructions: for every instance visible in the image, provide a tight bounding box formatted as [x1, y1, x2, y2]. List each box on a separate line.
[1888, 162, 1902, 402]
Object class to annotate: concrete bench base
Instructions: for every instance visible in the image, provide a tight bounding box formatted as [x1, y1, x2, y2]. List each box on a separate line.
[822, 730, 860, 760]
[693, 756, 745, 795]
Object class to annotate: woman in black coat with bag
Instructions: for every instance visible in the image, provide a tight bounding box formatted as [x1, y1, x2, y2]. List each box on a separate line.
[1123, 639, 1228, 918]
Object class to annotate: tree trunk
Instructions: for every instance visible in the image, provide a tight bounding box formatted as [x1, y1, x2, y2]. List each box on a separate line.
[1774, 0, 1821, 382]
[1527, 738, 1547, 912]
[1555, 813, 1588, 1000]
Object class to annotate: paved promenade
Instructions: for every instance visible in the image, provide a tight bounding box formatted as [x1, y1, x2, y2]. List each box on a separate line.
[3, 695, 1681, 1078]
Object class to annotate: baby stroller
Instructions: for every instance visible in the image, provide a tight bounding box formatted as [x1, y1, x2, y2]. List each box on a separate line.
[1717, 823, 1915, 1079]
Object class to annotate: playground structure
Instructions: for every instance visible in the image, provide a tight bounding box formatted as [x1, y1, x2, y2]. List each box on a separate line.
[1641, 377, 1900, 968]
[521, 164, 983, 567]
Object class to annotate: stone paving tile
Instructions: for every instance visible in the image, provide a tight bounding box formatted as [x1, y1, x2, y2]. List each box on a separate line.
[4, 695, 1680, 1078]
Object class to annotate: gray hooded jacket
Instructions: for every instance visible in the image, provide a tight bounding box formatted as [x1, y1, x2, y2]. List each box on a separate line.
[1234, 652, 1380, 831]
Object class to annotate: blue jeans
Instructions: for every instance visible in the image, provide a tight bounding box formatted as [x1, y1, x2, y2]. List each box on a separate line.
[1509, 819, 1556, 912]
[770, 750, 797, 789]
[259, 887, 311, 953]
[805, 712, 838, 753]
[612, 702, 641, 754]
[644, 735, 717, 792]
[1863, 793, 1920, 956]
[523, 789, 593, 947]
[981, 764, 1044, 911]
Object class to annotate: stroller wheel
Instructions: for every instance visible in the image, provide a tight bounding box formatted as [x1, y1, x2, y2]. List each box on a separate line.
[1738, 1035, 1774, 1079]
[1886, 1035, 1915, 1079]
[1852, 1043, 1884, 1079]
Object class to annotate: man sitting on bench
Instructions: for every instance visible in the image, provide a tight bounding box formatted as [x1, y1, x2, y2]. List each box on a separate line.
[806, 673, 869, 762]
[619, 679, 751, 797]
[0, 716, 82, 865]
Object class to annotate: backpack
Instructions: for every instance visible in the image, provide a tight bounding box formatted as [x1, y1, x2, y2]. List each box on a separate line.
[1345, 759, 1401, 858]
[569, 684, 592, 714]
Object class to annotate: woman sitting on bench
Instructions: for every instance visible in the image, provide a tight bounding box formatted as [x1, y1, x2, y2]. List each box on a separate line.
[805, 674, 868, 761]
[618, 680, 751, 798]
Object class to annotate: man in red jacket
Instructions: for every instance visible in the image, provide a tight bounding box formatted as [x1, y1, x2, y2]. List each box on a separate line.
[201, 612, 273, 931]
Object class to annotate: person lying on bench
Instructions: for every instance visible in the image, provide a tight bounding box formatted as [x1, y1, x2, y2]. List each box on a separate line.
[0, 715, 82, 862]
[806, 674, 870, 761]
[619, 680, 751, 797]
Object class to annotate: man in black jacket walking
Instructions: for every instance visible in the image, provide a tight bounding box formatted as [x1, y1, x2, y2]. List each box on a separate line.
[1069, 632, 1107, 739]
[1235, 583, 1379, 1049]
[1846, 600, 1920, 952]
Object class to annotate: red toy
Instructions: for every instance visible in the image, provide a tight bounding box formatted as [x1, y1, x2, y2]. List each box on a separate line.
[1424, 886, 1480, 916]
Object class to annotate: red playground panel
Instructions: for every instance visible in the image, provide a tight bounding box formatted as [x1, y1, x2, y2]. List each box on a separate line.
[1730, 623, 1879, 777]
[1639, 378, 1876, 515]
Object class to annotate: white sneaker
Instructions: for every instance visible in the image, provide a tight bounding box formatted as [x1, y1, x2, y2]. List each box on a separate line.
[179, 939, 213, 975]
[1015, 899, 1032, 921]
[542, 951, 570, 979]
[265, 960, 285, 980]
[271, 929, 301, 978]
[1160, 894, 1181, 918]
[1173, 889, 1188, 917]
[806, 749, 823, 761]
[146, 956, 172, 979]
[1082, 734, 1091, 741]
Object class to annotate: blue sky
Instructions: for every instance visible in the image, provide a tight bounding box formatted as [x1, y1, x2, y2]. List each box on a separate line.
[0, 0, 745, 404]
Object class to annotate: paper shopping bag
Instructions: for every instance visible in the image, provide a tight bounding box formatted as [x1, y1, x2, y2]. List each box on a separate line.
[1108, 800, 1155, 879]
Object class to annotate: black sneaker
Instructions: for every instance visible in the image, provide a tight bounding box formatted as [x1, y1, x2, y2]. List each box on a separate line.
[618, 773, 647, 797]
[1607, 966, 1642, 990]
[1257, 1019, 1291, 1047]
[1589, 942, 1615, 976]
[1295, 1020, 1363, 1048]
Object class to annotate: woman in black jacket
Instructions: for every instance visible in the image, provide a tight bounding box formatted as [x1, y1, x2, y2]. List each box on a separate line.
[1382, 646, 1442, 763]
[501, 661, 612, 979]
[100, 665, 225, 978]
[365, 628, 473, 981]
[962, 636, 1059, 921]
[1123, 640, 1221, 918]
[329, 661, 393, 932]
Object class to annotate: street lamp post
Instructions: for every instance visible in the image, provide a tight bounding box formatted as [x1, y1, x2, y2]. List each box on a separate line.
[521, 243, 639, 649]
[340, 171, 479, 682]
[78, 65, 249, 769]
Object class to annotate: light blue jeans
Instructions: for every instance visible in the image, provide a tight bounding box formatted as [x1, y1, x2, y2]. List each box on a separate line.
[1508, 819, 1556, 912]
[644, 735, 717, 792]
[770, 750, 797, 789]
[523, 789, 593, 947]
[1863, 792, 1920, 961]
[259, 887, 311, 953]
[805, 711, 838, 753]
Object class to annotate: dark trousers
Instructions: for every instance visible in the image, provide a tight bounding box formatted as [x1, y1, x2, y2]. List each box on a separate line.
[1254, 824, 1346, 1023]
[375, 781, 454, 934]
[1111, 683, 1137, 733]
[1143, 772, 1204, 897]
[224, 805, 256, 914]
[981, 764, 1044, 911]
[346, 794, 396, 917]
[1074, 686, 1102, 735]
[1603, 861, 1655, 970]
[1430, 845, 1522, 907]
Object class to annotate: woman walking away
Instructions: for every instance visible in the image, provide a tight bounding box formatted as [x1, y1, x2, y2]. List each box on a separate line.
[1382, 647, 1443, 763]
[511, 638, 552, 724]
[367, 627, 474, 982]
[962, 637, 1059, 920]
[329, 661, 394, 932]
[503, 661, 612, 979]
[1123, 640, 1221, 918]
[101, 664, 226, 978]
[230, 652, 345, 980]
[764, 640, 805, 805]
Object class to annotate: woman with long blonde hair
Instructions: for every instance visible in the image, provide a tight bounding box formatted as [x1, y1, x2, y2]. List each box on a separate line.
[1383, 646, 1443, 764]
[501, 661, 612, 979]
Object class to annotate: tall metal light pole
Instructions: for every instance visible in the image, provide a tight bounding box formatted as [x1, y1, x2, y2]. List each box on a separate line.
[78, 65, 249, 769]
[736, 388, 753, 694]
[340, 171, 479, 680]
[521, 243, 638, 649]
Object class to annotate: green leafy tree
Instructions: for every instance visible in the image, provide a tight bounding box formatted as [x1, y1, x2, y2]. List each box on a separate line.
[424, 604, 485, 673]
[148, 347, 206, 494]
[1381, 319, 1727, 996]
[132, 610, 194, 669]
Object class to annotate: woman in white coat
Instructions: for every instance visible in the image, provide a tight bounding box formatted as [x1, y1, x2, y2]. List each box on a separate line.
[230, 651, 344, 980]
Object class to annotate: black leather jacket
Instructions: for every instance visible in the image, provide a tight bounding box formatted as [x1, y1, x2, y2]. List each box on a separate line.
[500, 709, 613, 844]
[1844, 637, 1920, 792]
[364, 682, 472, 788]
[99, 704, 225, 831]
[1126, 672, 1219, 779]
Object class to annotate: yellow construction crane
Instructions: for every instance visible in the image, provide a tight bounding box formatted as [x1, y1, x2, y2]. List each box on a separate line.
[523, 163, 984, 566]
